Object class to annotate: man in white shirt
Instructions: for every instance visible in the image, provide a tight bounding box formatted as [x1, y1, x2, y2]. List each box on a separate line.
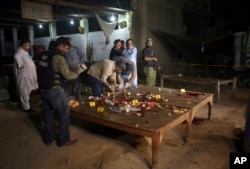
[14, 39, 38, 112]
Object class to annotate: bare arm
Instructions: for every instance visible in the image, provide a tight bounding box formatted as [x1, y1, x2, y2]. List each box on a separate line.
[144, 56, 157, 62]
[127, 73, 136, 84]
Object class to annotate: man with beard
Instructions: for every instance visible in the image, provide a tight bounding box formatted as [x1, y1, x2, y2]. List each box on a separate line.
[37, 37, 86, 147]
[142, 38, 159, 86]
[64, 37, 86, 100]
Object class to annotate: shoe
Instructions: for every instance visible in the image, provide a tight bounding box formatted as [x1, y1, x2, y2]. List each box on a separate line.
[44, 140, 55, 146]
[24, 108, 36, 113]
[43, 138, 56, 146]
[59, 139, 78, 147]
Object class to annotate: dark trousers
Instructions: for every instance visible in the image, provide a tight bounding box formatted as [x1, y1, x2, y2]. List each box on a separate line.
[64, 77, 81, 100]
[39, 87, 70, 146]
[86, 74, 106, 96]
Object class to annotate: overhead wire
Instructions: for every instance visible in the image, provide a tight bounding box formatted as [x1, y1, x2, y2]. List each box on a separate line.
[116, 0, 122, 8]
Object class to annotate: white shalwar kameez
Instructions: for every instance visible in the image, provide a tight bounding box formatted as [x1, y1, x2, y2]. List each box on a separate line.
[123, 47, 138, 87]
[14, 47, 38, 110]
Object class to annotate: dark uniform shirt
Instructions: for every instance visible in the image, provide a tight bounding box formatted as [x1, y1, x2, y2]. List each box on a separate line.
[142, 47, 156, 67]
[36, 50, 55, 89]
[109, 47, 123, 60]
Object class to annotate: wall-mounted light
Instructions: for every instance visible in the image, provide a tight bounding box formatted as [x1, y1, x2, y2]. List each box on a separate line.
[110, 14, 116, 22]
[39, 23, 43, 29]
[70, 19, 74, 25]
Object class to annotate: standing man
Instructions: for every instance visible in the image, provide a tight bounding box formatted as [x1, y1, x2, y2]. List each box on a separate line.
[14, 39, 38, 112]
[142, 38, 159, 86]
[86, 59, 126, 97]
[120, 40, 125, 51]
[37, 37, 86, 147]
[64, 37, 87, 100]
[109, 39, 123, 60]
[123, 38, 138, 87]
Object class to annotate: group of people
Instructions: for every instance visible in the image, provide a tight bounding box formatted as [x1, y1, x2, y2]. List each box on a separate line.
[14, 37, 85, 147]
[109, 37, 160, 88]
[13, 36, 159, 147]
[109, 38, 138, 89]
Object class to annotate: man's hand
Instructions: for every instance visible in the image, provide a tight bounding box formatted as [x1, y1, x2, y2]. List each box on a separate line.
[80, 63, 87, 70]
[108, 84, 115, 92]
[157, 65, 161, 70]
[77, 63, 87, 74]
[124, 82, 130, 89]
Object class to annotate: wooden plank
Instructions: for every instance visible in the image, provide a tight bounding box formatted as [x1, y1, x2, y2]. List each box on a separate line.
[160, 74, 237, 102]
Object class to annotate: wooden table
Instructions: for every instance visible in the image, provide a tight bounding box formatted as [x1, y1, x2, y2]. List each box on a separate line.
[160, 74, 237, 102]
[70, 85, 213, 169]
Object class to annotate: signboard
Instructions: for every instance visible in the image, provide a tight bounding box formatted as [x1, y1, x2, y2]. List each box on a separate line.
[21, 0, 53, 21]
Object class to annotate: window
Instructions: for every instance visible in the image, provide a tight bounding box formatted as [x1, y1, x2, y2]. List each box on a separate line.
[17, 27, 29, 40]
[56, 20, 79, 35]
[4, 29, 13, 41]
[34, 23, 50, 38]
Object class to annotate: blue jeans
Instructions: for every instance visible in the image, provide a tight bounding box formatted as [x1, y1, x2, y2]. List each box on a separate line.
[39, 87, 70, 146]
[86, 74, 106, 96]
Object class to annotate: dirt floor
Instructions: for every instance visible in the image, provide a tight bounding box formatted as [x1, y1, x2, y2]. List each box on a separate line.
[0, 83, 249, 169]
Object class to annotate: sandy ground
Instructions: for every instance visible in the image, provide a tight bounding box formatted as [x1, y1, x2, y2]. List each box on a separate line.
[0, 85, 249, 169]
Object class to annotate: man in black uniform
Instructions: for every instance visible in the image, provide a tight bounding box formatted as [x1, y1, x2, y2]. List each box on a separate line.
[36, 38, 85, 147]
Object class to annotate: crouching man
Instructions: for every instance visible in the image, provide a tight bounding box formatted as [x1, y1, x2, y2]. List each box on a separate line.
[86, 59, 126, 97]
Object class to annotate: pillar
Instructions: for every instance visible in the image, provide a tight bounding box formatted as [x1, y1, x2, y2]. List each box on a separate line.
[28, 25, 34, 57]
[79, 18, 89, 33]
[132, 0, 148, 78]
[12, 28, 18, 51]
[0, 29, 5, 56]
[49, 22, 57, 40]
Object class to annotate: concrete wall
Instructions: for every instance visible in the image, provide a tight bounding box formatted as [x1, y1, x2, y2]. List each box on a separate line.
[132, 0, 186, 77]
